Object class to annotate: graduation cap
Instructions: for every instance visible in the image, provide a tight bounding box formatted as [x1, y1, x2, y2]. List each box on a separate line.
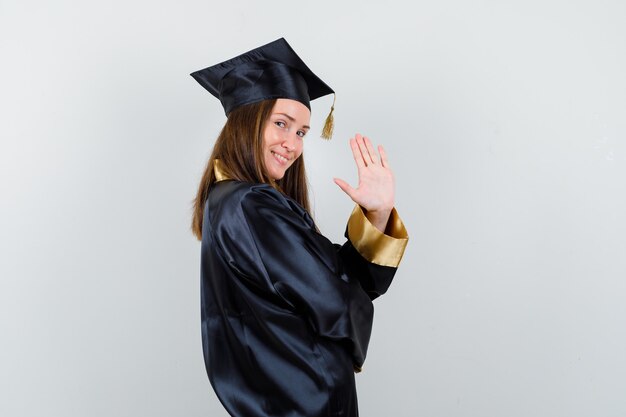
[191, 38, 336, 139]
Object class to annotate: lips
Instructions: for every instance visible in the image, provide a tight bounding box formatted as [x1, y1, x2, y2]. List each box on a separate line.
[271, 150, 290, 165]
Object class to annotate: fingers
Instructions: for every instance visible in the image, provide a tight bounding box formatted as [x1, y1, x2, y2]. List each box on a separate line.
[362, 136, 379, 165]
[355, 134, 374, 166]
[350, 133, 388, 169]
[333, 178, 357, 200]
[349, 138, 366, 169]
[379, 145, 390, 168]
[355, 134, 370, 165]
[352, 134, 379, 166]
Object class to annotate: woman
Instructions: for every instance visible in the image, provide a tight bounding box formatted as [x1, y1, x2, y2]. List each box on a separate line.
[191, 38, 408, 417]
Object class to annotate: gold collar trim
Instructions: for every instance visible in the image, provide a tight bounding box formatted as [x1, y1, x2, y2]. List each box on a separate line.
[213, 159, 230, 182]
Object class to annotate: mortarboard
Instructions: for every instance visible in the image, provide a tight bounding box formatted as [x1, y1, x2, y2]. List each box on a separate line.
[191, 38, 335, 139]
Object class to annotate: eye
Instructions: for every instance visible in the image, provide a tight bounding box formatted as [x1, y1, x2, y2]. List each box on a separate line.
[274, 121, 286, 128]
[297, 130, 307, 138]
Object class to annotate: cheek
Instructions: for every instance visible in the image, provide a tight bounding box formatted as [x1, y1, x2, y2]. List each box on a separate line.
[295, 141, 304, 158]
[262, 125, 275, 148]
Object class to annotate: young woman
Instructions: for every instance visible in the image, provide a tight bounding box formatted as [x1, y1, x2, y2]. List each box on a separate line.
[191, 38, 408, 417]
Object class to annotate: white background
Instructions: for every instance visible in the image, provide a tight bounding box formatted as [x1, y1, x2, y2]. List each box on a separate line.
[1, 0, 625, 416]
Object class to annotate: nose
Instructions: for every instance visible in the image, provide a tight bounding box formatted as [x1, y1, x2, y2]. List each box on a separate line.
[281, 133, 298, 152]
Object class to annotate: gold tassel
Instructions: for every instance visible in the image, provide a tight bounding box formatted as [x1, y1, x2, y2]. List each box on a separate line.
[320, 94, 336, 140]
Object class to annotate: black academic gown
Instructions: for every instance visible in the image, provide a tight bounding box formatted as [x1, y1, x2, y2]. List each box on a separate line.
[200, 179, 408, 417]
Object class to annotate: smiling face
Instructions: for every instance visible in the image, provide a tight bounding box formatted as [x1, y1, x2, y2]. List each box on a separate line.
[263, 98, 311, 181]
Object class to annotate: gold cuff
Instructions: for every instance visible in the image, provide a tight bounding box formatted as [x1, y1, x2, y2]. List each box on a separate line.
[347, 205, 409, 268]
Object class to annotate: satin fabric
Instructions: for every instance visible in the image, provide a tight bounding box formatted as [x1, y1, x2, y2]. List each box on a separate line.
[218, 60, 310, 114]
[201, 180, 398, 416]
[190, 38, 334, 115]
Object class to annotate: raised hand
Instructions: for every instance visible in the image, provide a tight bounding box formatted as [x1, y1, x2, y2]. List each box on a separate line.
[334, 134, 395, 233]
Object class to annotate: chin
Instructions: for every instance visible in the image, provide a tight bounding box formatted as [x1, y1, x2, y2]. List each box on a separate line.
[271, 172, 285, 180]
[267, 163, 289, 180]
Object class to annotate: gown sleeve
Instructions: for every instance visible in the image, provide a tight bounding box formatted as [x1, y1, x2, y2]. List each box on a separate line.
[338, 205, 408, 300]
[213, 183, 408, 368]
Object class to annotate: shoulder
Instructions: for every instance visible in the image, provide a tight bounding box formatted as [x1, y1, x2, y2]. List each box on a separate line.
[207, 181, 288, 211]
[206, 180, 312, 230]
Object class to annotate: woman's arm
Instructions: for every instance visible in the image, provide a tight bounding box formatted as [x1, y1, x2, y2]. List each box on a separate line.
[333, 134, 408, 297]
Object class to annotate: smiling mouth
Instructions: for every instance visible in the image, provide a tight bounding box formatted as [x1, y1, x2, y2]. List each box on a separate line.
[271, 151, 290, 164]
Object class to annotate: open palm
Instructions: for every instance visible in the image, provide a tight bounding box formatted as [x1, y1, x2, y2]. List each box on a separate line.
[334, 134, 395, 231]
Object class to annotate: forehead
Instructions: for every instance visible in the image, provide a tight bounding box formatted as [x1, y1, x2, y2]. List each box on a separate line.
[272, 99, 311, 124]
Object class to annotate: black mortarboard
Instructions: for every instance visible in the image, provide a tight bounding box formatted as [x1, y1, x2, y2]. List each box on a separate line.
[191, 38, 336, 139]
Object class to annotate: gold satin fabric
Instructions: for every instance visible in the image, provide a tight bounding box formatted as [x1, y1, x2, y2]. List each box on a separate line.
[347, 205, 408, 268]
[214, 160, 228, 182]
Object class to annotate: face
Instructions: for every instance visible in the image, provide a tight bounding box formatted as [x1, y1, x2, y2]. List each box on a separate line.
[263, 98, 311, 180]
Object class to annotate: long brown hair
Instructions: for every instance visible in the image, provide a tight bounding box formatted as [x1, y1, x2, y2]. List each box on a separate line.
[191, 99, 311, 240]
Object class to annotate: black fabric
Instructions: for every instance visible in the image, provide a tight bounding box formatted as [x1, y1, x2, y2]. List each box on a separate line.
[190, 38, 334, 115]
[200, 181, 397, 417]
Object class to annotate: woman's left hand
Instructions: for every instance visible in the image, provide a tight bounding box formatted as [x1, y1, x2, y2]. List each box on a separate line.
[334, 134, 395, 233]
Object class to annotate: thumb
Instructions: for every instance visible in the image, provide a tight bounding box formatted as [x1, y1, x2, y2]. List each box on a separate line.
[333, 178, 357, 200]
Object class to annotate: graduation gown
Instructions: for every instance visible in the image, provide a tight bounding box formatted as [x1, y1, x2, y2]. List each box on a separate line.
[200, 169, 408, 417]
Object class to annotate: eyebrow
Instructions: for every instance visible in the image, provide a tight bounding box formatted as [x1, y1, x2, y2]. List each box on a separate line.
[274, 113, 310, 130]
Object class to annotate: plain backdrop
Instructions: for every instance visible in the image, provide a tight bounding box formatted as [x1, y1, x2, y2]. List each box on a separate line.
[1, 0, 625, 416]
